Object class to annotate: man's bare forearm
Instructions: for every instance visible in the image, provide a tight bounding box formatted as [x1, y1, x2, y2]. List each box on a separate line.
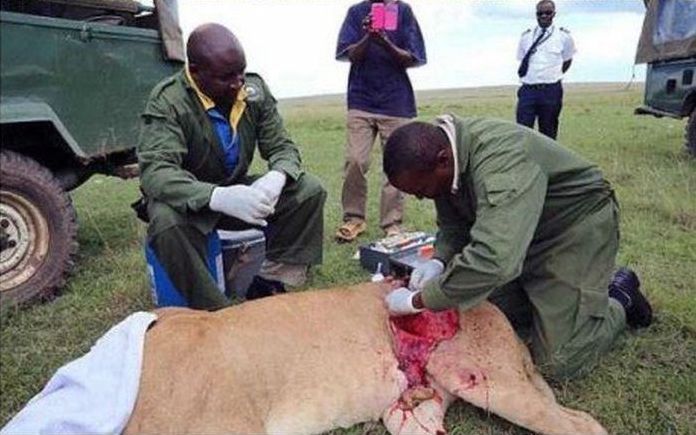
[379, 34, 416, 67]
[347, 33, 371, 63]
[562, 59, 572, 73]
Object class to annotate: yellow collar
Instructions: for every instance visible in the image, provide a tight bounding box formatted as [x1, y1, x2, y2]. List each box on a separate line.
[185, 66, 248, 130]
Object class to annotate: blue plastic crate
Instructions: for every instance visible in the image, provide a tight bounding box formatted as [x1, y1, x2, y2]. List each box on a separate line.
[145, 231, 225, 307]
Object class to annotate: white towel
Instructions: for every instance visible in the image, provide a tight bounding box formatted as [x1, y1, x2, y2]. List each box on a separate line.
[2, 311, 157, 435]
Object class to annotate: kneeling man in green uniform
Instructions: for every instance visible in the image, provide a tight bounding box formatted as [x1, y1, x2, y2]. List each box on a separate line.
[137, 23, 326, 310]
[382, 115, 652, 380]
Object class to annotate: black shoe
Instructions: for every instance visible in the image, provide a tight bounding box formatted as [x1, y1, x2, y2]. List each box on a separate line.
[245, 276, 286, 301]
[608, 267, 652, 328]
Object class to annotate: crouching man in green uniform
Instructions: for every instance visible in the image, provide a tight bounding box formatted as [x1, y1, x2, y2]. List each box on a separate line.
[136, 23, 326, 310]
[382, 115, 652, 380]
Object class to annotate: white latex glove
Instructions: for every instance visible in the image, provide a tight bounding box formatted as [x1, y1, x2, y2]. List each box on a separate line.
[408, 259, 445, 292]
[251, 170, 287, 207]
[385, 287, 424, 316]
[209, 185, 273, 227]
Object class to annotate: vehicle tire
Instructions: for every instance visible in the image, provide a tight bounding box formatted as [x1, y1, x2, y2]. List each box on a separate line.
[0, 150, 78, 306]
[686, 109, 696, 157]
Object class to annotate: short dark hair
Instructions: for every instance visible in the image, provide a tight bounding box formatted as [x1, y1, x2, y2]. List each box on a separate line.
[537, 0, 555, 9]
[383, 121, 449, 179]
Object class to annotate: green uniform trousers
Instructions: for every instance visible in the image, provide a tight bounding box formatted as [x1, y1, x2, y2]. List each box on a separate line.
[148, 173, 326, 310]
[489, 199, 626, 381]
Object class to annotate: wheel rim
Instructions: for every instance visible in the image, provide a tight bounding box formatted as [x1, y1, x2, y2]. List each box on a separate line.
[0, 190, 50, 292]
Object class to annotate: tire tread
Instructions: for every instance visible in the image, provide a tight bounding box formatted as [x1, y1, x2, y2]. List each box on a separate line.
[0, 150, 79, 306]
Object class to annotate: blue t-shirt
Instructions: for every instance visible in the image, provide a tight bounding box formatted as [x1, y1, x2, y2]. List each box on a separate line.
[336, 1, 426, 118]
[207, 108, 240, 176]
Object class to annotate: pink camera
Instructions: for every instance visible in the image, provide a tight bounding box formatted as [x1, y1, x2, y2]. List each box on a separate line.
[370, 3, 385, 30]
[371, 2, 398, 31]
[384, 2, 398, 31]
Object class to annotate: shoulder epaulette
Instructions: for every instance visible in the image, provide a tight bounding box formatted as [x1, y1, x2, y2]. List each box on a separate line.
[244, 72, 265, 89]
[522, 28, 532, 35]
[151, 73, 180, 98]
[560, 27, 570, 33]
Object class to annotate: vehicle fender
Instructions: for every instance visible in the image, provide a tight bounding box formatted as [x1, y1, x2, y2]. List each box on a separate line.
[0, 97, 87, 159]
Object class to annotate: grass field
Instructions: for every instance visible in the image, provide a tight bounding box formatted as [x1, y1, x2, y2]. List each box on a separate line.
[1, 83, 695, 433]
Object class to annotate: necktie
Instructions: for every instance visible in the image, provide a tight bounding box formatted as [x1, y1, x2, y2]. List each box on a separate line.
[517, 28, 547, 78]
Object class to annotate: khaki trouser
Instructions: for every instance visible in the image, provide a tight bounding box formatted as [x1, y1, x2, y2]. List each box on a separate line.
[148, 173, 326, 310]
[489, 200, 627, 380]
[341, 109, 409, 229]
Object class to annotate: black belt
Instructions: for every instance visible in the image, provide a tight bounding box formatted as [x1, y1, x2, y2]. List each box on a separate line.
[522, 81, 561, 89]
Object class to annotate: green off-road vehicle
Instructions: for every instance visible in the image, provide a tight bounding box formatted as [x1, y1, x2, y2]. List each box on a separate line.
[0, 0, 184, 306]
[635, 0, 696, 155]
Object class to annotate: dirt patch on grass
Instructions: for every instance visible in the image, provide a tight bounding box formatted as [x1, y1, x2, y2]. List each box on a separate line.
[672, 211, 696, 232]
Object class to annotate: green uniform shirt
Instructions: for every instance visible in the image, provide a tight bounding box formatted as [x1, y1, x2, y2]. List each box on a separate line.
[422, 115, 614, 311]
[137, 70, 303, 236]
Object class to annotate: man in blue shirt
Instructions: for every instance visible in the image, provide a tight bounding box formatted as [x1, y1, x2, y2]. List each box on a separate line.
[335, 0, 426, 242]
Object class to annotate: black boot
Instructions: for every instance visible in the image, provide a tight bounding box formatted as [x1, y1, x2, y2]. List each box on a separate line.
[608, 267, 652, 328]
[245, 276, 286, 301]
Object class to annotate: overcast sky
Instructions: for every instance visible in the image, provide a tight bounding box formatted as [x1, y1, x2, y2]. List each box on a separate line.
[177, 0, 647, 99]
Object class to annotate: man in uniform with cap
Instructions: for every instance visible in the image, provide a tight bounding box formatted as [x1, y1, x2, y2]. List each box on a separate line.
[381, 115, 652, 380]
[136, 23, 326, 310]
[516, 0, 576, 139]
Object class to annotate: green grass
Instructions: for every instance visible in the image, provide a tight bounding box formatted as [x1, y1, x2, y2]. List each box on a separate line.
[1, 83, 695, 433]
